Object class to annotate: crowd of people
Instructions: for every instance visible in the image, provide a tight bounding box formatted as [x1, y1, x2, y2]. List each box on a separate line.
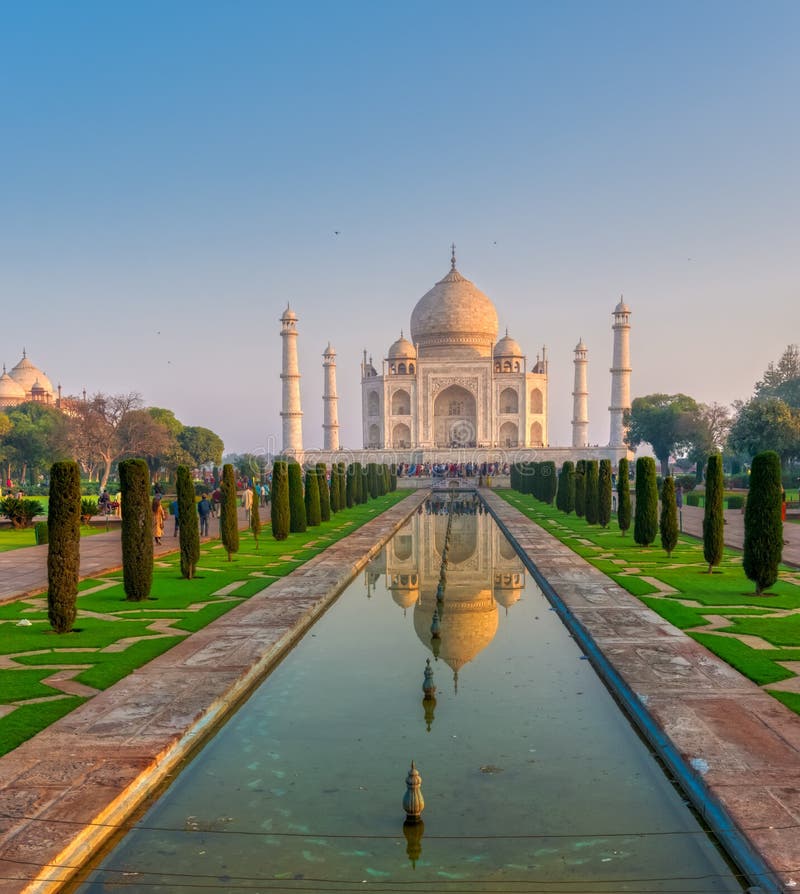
[397, 461, 510, 479]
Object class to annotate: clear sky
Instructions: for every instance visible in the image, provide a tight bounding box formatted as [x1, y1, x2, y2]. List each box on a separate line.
[2, 1, 798, 455]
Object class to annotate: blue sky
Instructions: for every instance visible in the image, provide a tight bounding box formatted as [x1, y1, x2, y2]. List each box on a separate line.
[1, 1, 798, 454]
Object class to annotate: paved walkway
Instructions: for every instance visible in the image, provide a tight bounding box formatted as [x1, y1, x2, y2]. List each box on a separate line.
[1, 493, 799, 892]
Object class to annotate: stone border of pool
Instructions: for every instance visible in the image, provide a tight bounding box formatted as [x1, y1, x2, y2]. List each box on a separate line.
[0, 490, 430, 894]
[483, 490, 800, 894]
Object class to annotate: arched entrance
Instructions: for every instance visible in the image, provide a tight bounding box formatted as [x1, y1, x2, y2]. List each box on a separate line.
[392, 422, 411, 448]
[499, 421, 518, 447]
[433, 384, 477, 447]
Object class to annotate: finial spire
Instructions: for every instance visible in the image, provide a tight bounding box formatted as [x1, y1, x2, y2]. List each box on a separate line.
[450, 243, 456, 269]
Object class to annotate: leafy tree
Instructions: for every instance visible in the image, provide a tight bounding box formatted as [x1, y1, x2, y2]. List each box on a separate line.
[220, 463, 240, 560]
[728, 397, 800, 466]
[634, 456, 658, 546]
[47, 460, 81, 632]
[271, 460, 290, 541]
[177, 465, 200, 578]
[743, 450, 783, 595]
[288, 462, 307, 532]
[703, 454, 725, 573]
[659, 476, 678, 556]
[118, 458, 153, 601]
[598, 459, 612, 528]
[304, 467, 321, 526]
[178, 426, 225, 468]
[143, 407, 188, 481]
[316, 463, 331, 521]
[755, 344, 800, 407]
[3, 402, 67, 486]
[686, 403, 732, 481]
[584, 460, 599, 524]
[574, 460, 586, 518]
[617, 458, 631, 535]
[250, 486, 262, 548]
[625, 394, 702, 477]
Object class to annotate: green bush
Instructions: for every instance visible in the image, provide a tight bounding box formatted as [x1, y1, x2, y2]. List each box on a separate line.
[316, 463, 331, 522]
[540, 461, 557, 505]
[118, 459, 153, 602]
[743, 450, 783, 595]
[634, 456, 658, 546]
[47, 461, 81, 633]
[1, 497, 43, 529]
[660, 476, 678, 557]
[304, 467, 321, 526]
[675, 474, 697, 493]
[34, 520, 49, 545]
[177, 465, 200, 578]
[685, 492, 701, 507]
[598, 459, 612, 528]
[617, 458, 631, 536]
[288, 462, 307, 532]
[270, 460, 290, 541]
[574, 460, 586, 518]
[585, 460, 599, 525]
[220, 463, 240, 560]
[80, 497, 98, 523]
[726, 495, 745, 510]
[703, 454, 724, 573]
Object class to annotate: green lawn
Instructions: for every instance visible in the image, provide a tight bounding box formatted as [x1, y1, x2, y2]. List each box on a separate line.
[0, 523, 109, 552]
[0, 491, 407, 755]
[497, 489, 800, 715]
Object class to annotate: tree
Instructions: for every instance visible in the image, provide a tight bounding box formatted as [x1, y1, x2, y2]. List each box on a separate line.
[598, 459, 612, 528]
[728, 397, 800, 466]
[345, 463, 355, 508]
[3, 402, 67, 486]
[178, 426, 225, 469]
[755, 344, 800, 407]
[540, 461, 557, 504]
[337, 462, 347, 509]
[617, 458, 631, 535]
[561, 461, 575, 514]
[288, 462, 307, 532]
[250, 486, 262, 548]
[659, 476, 678, 557]
[585, 460, 599, 524]
[118, 458, 153, 601]
[574, 460, 586, 518]
[220, 463, 240, 560]
[743, 450, 783, 595]
[316, 463, 331, 521]
[687, 403, 732, 481]
[701, 453, 725, 573]
[176, 465, 200, 578]
[634, 456, 658, 546]
[271, 460, 290, 541]
[47, 460, 81, 632]
[625, 394, 702, 477]
[304, 467, 321, 526]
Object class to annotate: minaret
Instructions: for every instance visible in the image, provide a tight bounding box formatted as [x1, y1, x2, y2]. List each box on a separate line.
[609, 297, 632, 447]
[322, 343, 339, 451]
[280, 305, 303, 454]
[571, 338, 589, 447]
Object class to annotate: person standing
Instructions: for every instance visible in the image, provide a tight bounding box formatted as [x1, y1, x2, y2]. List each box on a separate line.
[170, 497, 180, 536]
[152, 496, 166, 545]
[198, 493, 212, 537]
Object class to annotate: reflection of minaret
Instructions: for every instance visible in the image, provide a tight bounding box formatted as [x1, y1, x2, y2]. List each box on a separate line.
[280, 305, 303, 454]
[322, 343, 339, 451]
[609, 297, 632, 447]
[571, 338, 589, 447]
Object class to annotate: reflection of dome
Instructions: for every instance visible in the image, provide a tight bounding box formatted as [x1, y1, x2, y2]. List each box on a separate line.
[413, 591, 498, 675]
[494, 572, 523, 610]
[9, 350, 54, 396]
[390, 574, 419, 610]
[494, 331, 523, 357]
[410, 257, 499, 359]
[388, 332, 416, 360]
[0, 366, 27, 405]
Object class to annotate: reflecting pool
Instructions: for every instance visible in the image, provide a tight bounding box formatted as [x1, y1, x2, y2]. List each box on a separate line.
[72, 495, 746, 893]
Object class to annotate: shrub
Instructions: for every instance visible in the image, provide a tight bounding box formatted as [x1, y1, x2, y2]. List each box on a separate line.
[685, 492, 701, 507]
[304, 467, 321, 526]
[617, 458, 631, 536]
[574, 460, 586, 518]
[660, 476, 678, 557]
[177, 465, 200, 578]
[540, 461, 557, 504]
[316, 463, 331, 522]
[34, 520, 49, 545]
[80, 497, 98, 524]
[1, 497, 43, 529]
[675, 474, 697, 493]
[585, 460, 599, 525]
[561, 461, 576, 514]
[271, 460, 290, 541]
[726, 495, 745, 510]
[634, 456, 658, 546]
[288, 462, 307, 532]
[118, 458, 153, 602]
[703, 454, 724, 574]
[220, 463, 240, 560]
[598, 460, 612, 528]
[743, 450, 783, 595]
[367, 463, 379, 499]
[47, 461, 81, 633]
[345, 463, 355, 508]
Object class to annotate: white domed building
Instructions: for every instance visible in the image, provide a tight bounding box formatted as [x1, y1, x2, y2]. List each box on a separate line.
[361, 252, 548, 449]
[0, 350, 57, 408]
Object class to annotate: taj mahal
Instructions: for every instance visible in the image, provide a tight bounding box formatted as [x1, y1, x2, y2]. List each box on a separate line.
[279, 248, 632, 466]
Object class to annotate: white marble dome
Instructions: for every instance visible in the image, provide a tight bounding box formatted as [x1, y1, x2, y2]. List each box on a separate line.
[387, 332, 416, 360]
[410, 262, 499, 359]
[494, 331, 523, 357]
[0, 367, 27, 405]
[9, 351, 54, 397]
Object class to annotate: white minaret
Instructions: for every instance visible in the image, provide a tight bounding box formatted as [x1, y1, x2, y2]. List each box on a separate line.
[609, 297, 632, 447]
[280, 305, 303, 454]
[571, 338, 589, 447]
[322, 342, 339, 451]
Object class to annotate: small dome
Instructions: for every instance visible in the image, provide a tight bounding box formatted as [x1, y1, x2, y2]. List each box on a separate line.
[614, 297, 630, 315]
[0, 367, 27, 402]
[323, 342, 336, 358]
[9, 351, 53, 396]
[281, 305, 298, 322]
[494, 331, 523, 357]
[575, 337, 587, 352]
[387, 332, 416, 360]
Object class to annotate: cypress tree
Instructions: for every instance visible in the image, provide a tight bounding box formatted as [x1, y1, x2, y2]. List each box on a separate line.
[617, 458, 631, 536]
[328, 463, 339, 512]
[271, 460, 290, 541]
[367, 463, 378, 499]
[555, 464, 566, 511]
[561, 461, 575, 514]
[345, 463, 355, 508]
[250, 484, 262, 547]
[703, 454, 725, 573]
[118, 458, 153, 602]
[334, 462, 345, 510]
[47, 460, 81, 632]
[743, 450, 783, 595]
[176, 465, 200, 578]
[541, 461, 557, 504]
[220, 462, 240, 560]
[634, 456, 658, 546]
[316, 463, 331, 521]
[574, 460, 586, 518]
[531, 462, 541, 499]
[660, 476, 679, 557]
[585, 460, 599, 524]
[389, 463, 397, 491]
[304, 467, 321, 526]
[598, 459, 613, 528]
[288, 462, 307, 532]
[510, 463, 519, 492]
[360, 463, 369, 503]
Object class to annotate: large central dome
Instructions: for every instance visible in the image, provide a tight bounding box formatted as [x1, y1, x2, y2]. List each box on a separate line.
[409, 260, 499, 360]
